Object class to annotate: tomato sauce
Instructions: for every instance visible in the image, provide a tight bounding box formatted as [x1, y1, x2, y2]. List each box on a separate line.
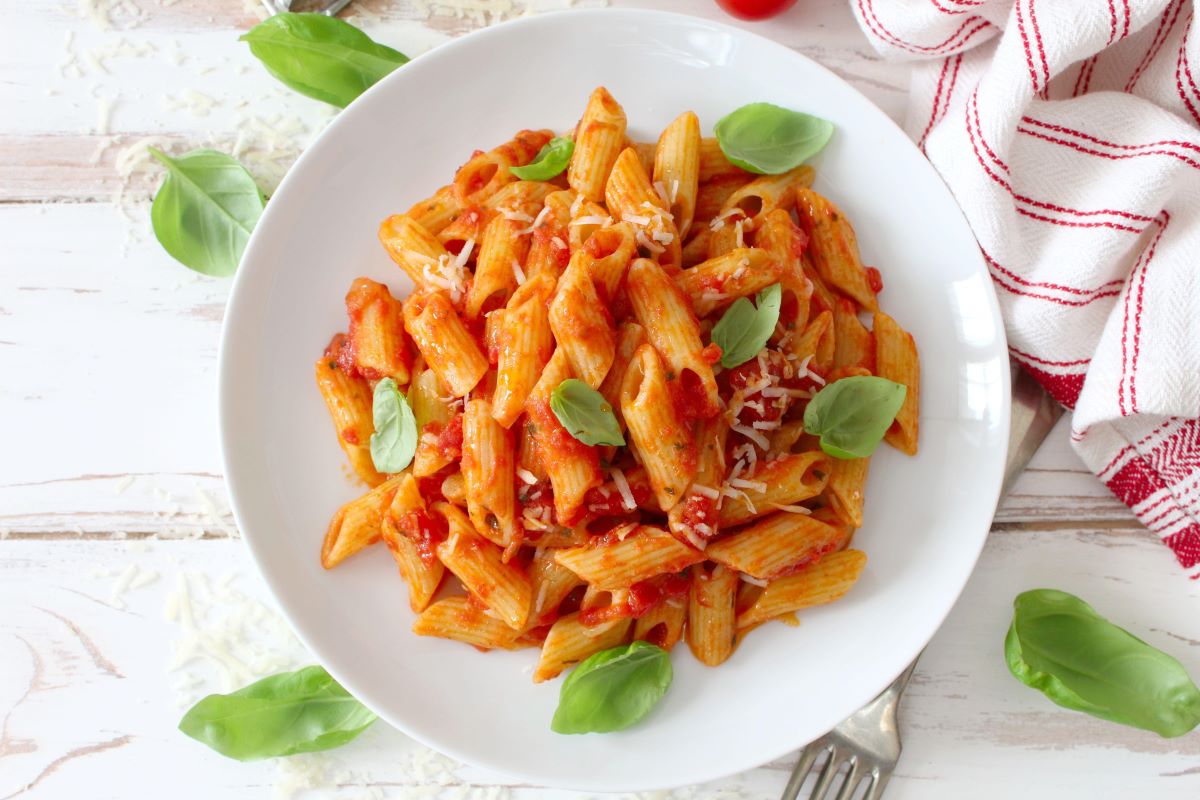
[578, 574, 690, 626]
[519, 480, 558, 526]
[865, 266, 884, 294]
[583, 481, 651, 516]
[397, 509, 448, 567]
[436, 414, 464, 460]
[678, 493, 717, 540]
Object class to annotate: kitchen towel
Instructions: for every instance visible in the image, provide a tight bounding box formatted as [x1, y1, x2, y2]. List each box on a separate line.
[849, 0, 1200, 576]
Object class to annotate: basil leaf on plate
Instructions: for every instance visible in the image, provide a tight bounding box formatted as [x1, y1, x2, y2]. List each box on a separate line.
[240, 13, 409, 108]
[370, 377, 418, 473]
[710, 283, 781, 368]
[509, 137, 574, 180]
[148, 147, 266, 277]
[552, 641, 673, 734]
[714, 103, 833, 175]
[179, 665, 377, 760]
[803, 375, 906, 459]
[1006, 589, 1200, 738]
[550, 378, 625, 446]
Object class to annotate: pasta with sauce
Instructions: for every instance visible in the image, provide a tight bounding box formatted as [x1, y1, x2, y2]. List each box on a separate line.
[316, 88, 919, 681]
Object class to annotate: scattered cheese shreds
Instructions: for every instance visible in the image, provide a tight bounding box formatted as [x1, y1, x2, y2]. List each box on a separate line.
[732, 423, 770, 449]
[610, 468, 637, 511]
[516, 468, 538, 485]
[770, 503, 813, 515]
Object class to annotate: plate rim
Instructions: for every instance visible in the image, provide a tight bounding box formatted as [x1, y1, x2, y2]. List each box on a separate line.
[218, 7, 1011, 791]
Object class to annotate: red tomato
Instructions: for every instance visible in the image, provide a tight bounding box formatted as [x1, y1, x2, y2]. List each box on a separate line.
[715, 0, 798, 21]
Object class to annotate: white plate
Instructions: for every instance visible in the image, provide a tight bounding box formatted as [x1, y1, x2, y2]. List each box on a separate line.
[219, 8, 1009, 792]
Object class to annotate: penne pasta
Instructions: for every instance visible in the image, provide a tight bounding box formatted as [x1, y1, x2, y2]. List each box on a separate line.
[686, 563, 738, 666]
[824, 455, 870, 529]
[321, 474, 406, 568]
[674, 248, 783, 317]
[342, 277, 413, 384]
[620, 344, 697, 511]
[492, 273, 556, 429]
[555, 525, 703, 590]
[568, 87, 627, 203]
[632, 595, 687, 651]
[706, 512, 846, 580]
[402, 290, 489, 398]
[605, 148, 682, 271]
[455, 129, 553, 206]
[314, 346, 384, 487]
[874, 311, 920, 456]
[549, 250, 616, 388]
[413, 596, 525, 650]
[736, 550, 867, 629]
[461, 398, 520, 553]
[653, 111, 701, 238]
[533, 613, 631, 683]
[718, 451, 832, 526]
[434, 503, 532, 629]
[698, 137, 751, 182]
[465, 213, 530, 320]
[795, 188, 879, 311]
[406, 185, 462, 235]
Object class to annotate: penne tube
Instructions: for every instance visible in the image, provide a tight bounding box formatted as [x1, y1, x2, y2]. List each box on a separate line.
[626, 258, 721, 419]
[525, 348, 603, 523]
[631, 140, 657, 175]
[698, 137, 751, 182]
[793, 310, 835, 376]
[604, 148, 681, 271]
[515, 416, 548, 481]
[484, 179, 556, 214]
[492, 274, 556, 428]
[343, 277, 413, 384]
[402, 290, 489, 398]
[381, 516, 445, 613]
[321, 474, 407, 569]
[554, 525, 703, 590]
[719, 451, 832, 525]
[668, 415, 728, 548]
[632, 595, 687, 651]
[434, 503, 532, 629]
[465, 213, 530, 320]
[706, 512, 845, 580]
[413, 596, 525, 650]
[461, 399, 520, 552]
[833, 297, 874, 371]
[695, 174, 754, 225]
[378, 214, 467, 299]
[736, 550, 867, 629]
[528, 547, 584, 628]
[824, 455, 870, 529]
[795, 188, 878, 311]
[533, 613, 631, 683]
[582, 221, 637, 300]
[754, 209, 814, 347]
[653, 111, 701, 238]
[620, 345, 697, 511]
[874, 311, 920, 456]
[436, 206, 489, 255]
[525, 221, 572, 281]
[454, 128, 553, 206]
[314, 346, 384, 487]
[548, 251, 616, 388]
[705, 210, 747, 260]
[597, 320, 647, 431]
[674, 248, 783, 317]
[686, 563, 738, 666]
[719, 165, 814, 232]
[406, 185, 462, 235]
[568, 87, 627, 203]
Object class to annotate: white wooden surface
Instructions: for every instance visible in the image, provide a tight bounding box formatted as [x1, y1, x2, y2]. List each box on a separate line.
[2, 1, 1199, 798]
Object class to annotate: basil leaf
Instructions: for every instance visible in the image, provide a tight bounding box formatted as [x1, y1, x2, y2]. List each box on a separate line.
[710, 283, 781, 368]
[714, 103, 833, 175]
[178, 665, 377, 760]
[240, 13, 409, 108]
[148, 148, 266, 277]
[1007, 589, 1200, 738]
[550, 378, 625, 446]
[552, 641, 672, 734]
[370, 377, 418, 473]
[803, 375, 906, 459]
[509, 137, 574, 180]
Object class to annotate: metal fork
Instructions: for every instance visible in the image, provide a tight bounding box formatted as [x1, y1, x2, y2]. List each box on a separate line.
[780, 365, 1062, 800]
[261, 0, 352, 17]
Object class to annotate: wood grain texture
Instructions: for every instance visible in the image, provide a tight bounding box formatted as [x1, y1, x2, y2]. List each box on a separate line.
[0, 0, 1186, 797]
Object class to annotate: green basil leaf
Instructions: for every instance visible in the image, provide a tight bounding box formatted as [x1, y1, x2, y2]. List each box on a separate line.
[178, 665, 377, 760]
[240, 13, 409, 108]
[509, 137, 574, 180]
[714, 103, 834, 175]
[803, 375, 906, 459]
[552, 641, 672, 734]
[550, 378, 625, 446]
[148, 148, 266, 277]
[370, 377, 418, 473]
[1006, 589, 1200, 738]
[710, 283, 781, 368]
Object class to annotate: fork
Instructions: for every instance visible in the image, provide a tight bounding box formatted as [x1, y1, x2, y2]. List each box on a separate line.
[780, 365, 1062, 800]
[261, 0, 352, 17]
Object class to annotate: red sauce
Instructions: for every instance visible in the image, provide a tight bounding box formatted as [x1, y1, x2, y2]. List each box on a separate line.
[583, 481, 651, 516]
[724, 350, 804, 426]
[669, 369, 714, 424]
[433, 415, 464, 460]
[865, 266, 884, 294]
[578, 574, 690, 626]
[323, 333, 346, 362]
[700, 342, 723, 365]
[679, 493, 717, 540]
[341, 427, 359, 445]
[526, 400, 600, 524]
[397, 509, 448, 567]
[416, 466, 455, 503]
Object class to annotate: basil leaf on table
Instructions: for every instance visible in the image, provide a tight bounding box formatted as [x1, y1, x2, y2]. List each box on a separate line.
[710, 283, 781, 368]
[370, 377, 418, 473]
[714, 103, 833, 175]
[179, 665, 377, 760]
[240, 13, 409, 108]
[148, 147, 266, 277]
[803, 375, 906, 459]
[509, 137, 574, 180]
[550, 378, 625, 446]
[552, 641, 673, 734]
[1006, 589, 1200, 738]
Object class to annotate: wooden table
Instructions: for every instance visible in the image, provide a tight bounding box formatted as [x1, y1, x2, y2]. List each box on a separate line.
[3, 1, 1199, 797]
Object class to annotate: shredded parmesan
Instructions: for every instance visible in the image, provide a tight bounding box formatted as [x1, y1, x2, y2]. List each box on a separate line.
[653, 180, 669, 207]
[570, 214, 609, 227]
[622, 212, 652, 226]
[701, 291, 729, 305]
[690, 484, 720, 500]
[752, 420, 781, 431]
[636, 229, 665, 254]
[516, 468, 538, 485]
[650, 229, 674, 245]
[734, 219, 745, 248]
[678, 526, 707, 551]
[534, 581, 549, 614]
[511, 257, 526, 285]
[570, 192, 584, 217]
[609, 468, 637, 511]
[551, 236, 568, 250]
[709, 208, 742, 231]
[729, 478, 767, 493]
[517, 204, 552, 235]
[741, 574, 769, 587]
[670, 179, 680, 204]
[770, 503, 813, 515]
[732, 424, 770, 449]
[499, 207, 534, 223]
[762, 386, 811, 399]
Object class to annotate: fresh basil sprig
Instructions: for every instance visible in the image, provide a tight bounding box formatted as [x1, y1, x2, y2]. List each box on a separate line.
[148, 147, 266, 277]
[550, 379, 625, 446]
[241, 13, 409, 108]
[552, 641, 672, 734]
[803, 375, 906, 459]
[1007, 589, 1200, 737]
[714, 103, 833, 175]
[179, 665, 377, 760]
[510, 137, 574, 181]
[370, 377, 418, 473]
[710, 283, 781, 369]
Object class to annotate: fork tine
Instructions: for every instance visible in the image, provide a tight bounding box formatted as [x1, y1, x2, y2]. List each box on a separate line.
[833, 758, 864, 800]
[780, 740, 829, 800]
[808, 746, 847, 800]
[863, 769, 892, 800]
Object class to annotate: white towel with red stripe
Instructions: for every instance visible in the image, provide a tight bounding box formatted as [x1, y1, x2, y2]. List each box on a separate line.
[849, 0, 1200, 577]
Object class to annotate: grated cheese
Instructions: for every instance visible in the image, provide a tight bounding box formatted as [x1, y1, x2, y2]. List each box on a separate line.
[732, 424, 770, 449]
[609, 468, 637, 511]
[511, 257, 526, 285]
[670, 179, 680, 204]
[516, 468, 538, 485]
[635, 229, 664, 254]
[690, 484, 720, 500]
[517, 204, 552, 234]
[114, 475, 134, 494]
[650, 229, 674, 245]
[729, 478, 767, 493]
[762, 386, 811, 399]
[652, 180, 669, 206]
[623, 212, 652, 226]
[534, 581, 549, 614]
[569, 192, 585, 217]
[551, 236, 568, 250]
[734, 219, 745, 248]
[752, 420, 781, 431]
[770, 503, 813, 515]
[499, 207, 534, 223]
[570, 214, 610, 227]
[741, 574, 769, 587]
